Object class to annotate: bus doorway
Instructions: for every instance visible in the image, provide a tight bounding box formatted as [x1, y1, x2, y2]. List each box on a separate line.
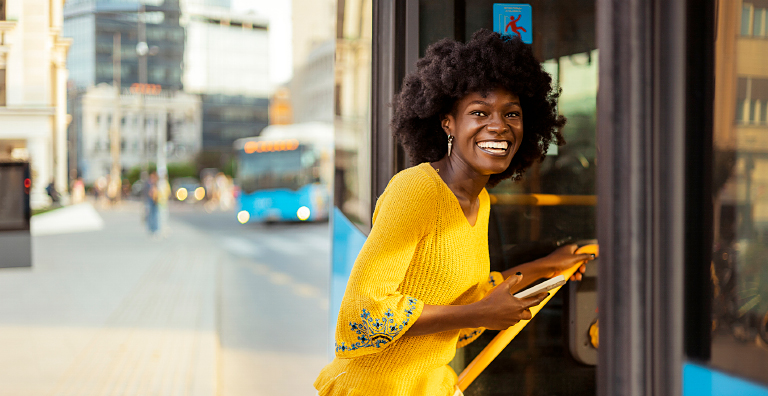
[408, 1, 599, 395]
[371, 0, 598, 396]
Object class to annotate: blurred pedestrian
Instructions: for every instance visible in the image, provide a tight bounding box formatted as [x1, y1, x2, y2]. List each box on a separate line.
[106, 175, 120, 203]
[156, 174, 171, 236]
[46, 180, 60, 206]
[217, 173, 234, 210]
[145, 172, 160, 236]
[122, 178, 131, 198]
[94, 176, 108, 207]
[71, 177, 85, 204]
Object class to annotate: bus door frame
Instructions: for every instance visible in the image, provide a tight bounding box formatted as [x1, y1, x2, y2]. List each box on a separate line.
[369, 0, 715, 395]
[597, 0, 714, 396]
[371, 0, 421, 206]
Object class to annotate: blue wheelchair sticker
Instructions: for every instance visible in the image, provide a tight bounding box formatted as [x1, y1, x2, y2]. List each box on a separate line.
[493, 3, 533, 44]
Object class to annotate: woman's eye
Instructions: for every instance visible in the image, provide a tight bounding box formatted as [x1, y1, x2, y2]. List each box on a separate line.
[506, 112, 521, 118]
[470, 110, 486, 116]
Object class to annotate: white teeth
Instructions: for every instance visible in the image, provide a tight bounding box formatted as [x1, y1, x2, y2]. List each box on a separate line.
[477, 141, 508, 150]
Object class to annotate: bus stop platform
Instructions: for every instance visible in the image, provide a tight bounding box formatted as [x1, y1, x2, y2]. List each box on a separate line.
[0, 202, 217, 396]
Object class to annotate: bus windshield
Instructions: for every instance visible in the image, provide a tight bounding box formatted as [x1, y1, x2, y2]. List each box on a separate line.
[238, 147, 316, 193]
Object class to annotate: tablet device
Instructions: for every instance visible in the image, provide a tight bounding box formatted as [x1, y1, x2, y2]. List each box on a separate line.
[513, 275, 566, 299]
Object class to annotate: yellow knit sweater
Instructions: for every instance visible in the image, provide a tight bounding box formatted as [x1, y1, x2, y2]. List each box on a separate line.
[315, 163, 504, 396]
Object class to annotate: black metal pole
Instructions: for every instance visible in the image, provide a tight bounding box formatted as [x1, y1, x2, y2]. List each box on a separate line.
[597, 0, 689, 394]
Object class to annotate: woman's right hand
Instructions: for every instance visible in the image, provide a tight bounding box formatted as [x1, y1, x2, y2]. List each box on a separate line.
[473, 273, 548, 330]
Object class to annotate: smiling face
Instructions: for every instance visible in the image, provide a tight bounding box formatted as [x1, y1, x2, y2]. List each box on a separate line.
[441, 87, 524, 176]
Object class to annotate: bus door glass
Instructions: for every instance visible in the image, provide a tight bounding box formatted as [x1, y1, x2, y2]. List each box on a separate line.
[700, 0, 768, 389]
[419, 0, 598, 394]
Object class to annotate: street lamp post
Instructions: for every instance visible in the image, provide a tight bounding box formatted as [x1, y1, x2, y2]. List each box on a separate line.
[110, 32, 122, 202]
[137, 4, 148, 174]
[136, 5, 165, 180]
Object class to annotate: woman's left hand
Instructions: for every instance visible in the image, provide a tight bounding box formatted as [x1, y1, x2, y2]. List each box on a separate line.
[538, 244, 597, 281]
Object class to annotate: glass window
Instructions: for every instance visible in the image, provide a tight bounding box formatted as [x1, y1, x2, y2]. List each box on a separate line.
[238, 148, 308, 192]
[710, 0, 768, 386]
[762, 101, 768, 124]
[334, 0, 372, 229]
[751, 100, 759, 123]
[0, 68, 5, 107]
[754, 8, 763, 36]
[743, 4, 753, 36]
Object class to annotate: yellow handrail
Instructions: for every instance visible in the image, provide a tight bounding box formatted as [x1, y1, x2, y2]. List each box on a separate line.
[456, 244, 600, 391]
[489, 193, 597, 206]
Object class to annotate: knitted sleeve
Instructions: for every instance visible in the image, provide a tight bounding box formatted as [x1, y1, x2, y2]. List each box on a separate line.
[334, 170, 435, 358]
[456, 271, 505, 348]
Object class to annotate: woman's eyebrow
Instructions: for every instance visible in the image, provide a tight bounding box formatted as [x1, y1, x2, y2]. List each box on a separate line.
[467, 100, 521, 107]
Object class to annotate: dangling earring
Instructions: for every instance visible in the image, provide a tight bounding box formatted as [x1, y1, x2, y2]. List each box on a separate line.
[447, 135, 454, 157]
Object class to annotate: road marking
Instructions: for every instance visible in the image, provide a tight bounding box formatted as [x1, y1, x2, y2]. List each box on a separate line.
[268, 272, 292, 285]
[220, 237, 263, 257]
[234, 257, 328, 310]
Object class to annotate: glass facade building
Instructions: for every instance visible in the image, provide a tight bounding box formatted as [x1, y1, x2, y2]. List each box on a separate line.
[200, 94, 269, 154]
[62, 0, 185, 91]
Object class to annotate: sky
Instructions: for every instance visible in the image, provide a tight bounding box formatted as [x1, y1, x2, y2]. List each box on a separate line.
[231, 0, 293, 85]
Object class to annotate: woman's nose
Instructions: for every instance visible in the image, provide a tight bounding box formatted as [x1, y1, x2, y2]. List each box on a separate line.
[486, 115, 507, 134]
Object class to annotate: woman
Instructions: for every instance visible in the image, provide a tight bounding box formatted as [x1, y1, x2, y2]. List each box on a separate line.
[315, 29, 594, 396]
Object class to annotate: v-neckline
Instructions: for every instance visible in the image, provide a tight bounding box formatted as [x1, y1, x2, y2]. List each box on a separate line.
[423, 163, 484, 228]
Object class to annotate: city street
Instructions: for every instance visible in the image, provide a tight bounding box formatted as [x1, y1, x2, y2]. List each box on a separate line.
[0, 201, 331, 396]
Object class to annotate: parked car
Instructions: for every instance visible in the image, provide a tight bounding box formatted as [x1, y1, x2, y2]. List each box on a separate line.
[172, 177, 204, 203]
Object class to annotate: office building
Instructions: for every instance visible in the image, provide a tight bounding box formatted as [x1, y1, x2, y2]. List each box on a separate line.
[63, 0, 185, 91]
[0, 0, 72, 208]
[77, 83, 201, 183]
[180, 1, 271, 157]
[289, 0, 335, 124]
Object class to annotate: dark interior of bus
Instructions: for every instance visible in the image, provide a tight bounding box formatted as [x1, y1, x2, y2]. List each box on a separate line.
[417, 1, 599, 394]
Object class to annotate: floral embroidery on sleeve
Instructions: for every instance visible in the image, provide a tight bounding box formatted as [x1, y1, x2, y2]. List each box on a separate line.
[458, 329, 482, 342]
[336, 297, 419, 353]
[488, 273, 497, 287]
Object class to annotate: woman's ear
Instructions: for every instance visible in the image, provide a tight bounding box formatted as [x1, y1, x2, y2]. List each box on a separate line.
[441, 114, 453, 135]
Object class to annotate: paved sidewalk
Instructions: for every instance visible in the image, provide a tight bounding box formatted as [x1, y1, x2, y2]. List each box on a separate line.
[0, 203, 218, 396]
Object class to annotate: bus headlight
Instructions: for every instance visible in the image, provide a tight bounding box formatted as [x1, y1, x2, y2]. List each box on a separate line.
[297, 206, 311, 221]
[237, 210, 250, 224]
[176, 188, 188, 201]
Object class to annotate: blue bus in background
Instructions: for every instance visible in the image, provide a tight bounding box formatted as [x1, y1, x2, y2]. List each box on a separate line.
[234, 122, 333, 223]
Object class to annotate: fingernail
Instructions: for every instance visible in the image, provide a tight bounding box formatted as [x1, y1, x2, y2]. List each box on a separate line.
[516, 272, 522, 276]
[590, 254, 596, 259]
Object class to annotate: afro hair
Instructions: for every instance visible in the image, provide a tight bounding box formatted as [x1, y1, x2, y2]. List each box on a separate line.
[391, 29, 566, 187]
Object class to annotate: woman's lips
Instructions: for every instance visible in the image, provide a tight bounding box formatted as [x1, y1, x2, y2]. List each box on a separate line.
[476, 140, 510, 156]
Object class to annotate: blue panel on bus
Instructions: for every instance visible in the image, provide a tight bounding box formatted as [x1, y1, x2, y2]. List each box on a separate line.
[493, 3, 533, 44]
[328, 207, 367, 359]
[684, 362, 768, 396]
[238, 183, 329, 222]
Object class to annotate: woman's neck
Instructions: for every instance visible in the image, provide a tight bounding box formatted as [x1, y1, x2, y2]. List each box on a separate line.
[431, 156, 489, 202]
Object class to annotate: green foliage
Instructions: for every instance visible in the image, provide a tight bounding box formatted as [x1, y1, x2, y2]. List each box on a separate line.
[125, 163, 156, 185]
[125, 162, 198, 185]
[166, 162, 197, 180]
[222, 157, 237, 178]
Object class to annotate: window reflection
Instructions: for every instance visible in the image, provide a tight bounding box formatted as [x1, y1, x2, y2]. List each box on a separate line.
[711, 0, 768, 386]
[334, 0, 372, 229]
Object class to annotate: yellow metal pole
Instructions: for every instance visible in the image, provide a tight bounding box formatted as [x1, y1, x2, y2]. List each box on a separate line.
[456, 244, 600, 391]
